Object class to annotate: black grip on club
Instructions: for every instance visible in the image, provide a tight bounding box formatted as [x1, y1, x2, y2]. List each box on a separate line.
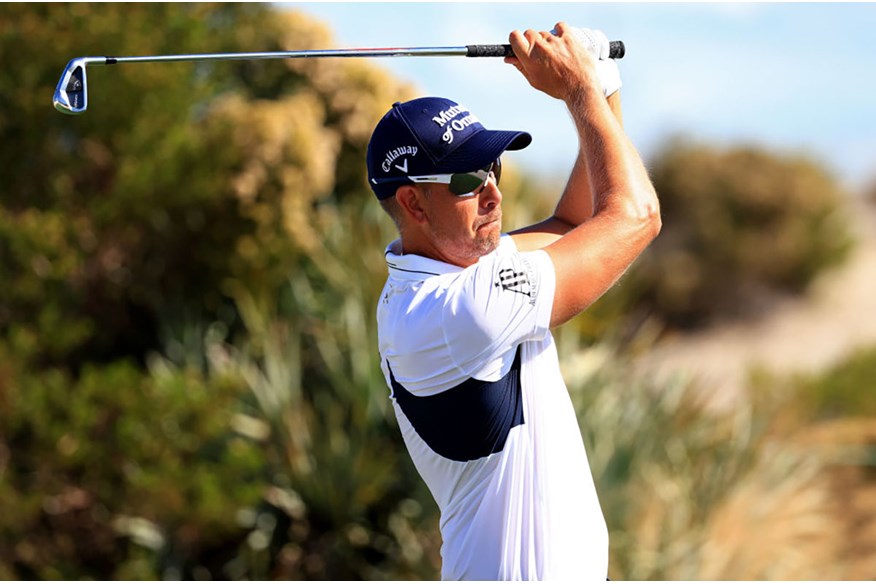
[467, 40, 625, 59]
[466, 44, 514, 58]
[609, 40, 625, 59]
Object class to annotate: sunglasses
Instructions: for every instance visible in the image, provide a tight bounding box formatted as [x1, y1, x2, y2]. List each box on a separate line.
[406, 158, 502, 197]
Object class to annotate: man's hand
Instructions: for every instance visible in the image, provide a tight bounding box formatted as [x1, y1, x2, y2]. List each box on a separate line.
[559, 27, 623, 98]
[504, 22, 601, 102]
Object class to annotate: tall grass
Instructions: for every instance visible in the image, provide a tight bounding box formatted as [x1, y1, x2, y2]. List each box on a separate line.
[149, 306, 861, 579]
[561, 334, 850, 580]
[140, 190, 873, 579]
[152, 200, 444, 579]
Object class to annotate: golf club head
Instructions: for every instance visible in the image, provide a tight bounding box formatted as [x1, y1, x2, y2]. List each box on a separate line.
[53, 58, 88, 114]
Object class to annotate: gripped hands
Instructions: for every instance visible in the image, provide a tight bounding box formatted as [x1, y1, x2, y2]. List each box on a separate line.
[505, 22, 599, 103]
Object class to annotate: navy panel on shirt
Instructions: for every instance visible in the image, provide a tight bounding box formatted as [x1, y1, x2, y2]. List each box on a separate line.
[388, 347, 525, 462]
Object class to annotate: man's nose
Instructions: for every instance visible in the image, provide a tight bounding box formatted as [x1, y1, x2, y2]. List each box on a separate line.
[479, 176, 502, 209]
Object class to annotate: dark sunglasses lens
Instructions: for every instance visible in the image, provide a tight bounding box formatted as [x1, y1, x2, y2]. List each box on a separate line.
[448, 173, 486, 195]
[447, 159, 502, 196]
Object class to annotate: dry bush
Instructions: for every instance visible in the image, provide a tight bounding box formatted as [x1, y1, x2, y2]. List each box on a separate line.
[633, 139, 854, 329]
[565, 341, 871, 580]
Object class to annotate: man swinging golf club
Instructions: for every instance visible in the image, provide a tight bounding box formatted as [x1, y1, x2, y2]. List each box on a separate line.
[367, 23, 661, 580]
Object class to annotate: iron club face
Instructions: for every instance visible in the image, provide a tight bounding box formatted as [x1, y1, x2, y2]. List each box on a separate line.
[53, 58, 87, 115]
[53, 58, 96, 115]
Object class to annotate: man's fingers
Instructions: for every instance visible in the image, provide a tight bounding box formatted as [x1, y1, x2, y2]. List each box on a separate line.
[523, 28, 541, 42]
[552, 21, 571, 37]
[526, 29, 556, 49]
[508, 29, 530, 58]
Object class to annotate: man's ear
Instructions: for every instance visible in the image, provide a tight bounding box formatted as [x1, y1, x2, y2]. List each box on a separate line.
[395, 184, 428, 224]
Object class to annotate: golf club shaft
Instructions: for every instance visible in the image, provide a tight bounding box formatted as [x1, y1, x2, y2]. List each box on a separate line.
[87, 41, 624, 64]
[53, 41, 625, 114]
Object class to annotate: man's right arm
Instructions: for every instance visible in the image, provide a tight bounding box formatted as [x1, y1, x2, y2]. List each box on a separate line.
[510, 89, 623, 250]
[506, 23, 661, 328]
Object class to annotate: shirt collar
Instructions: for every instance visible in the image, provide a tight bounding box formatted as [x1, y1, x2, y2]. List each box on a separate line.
[384, 239, 464, 280]
[384, 236, 514, 281]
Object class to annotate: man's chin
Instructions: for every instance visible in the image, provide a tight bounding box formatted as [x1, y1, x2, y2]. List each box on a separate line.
[476, 225, 501, 256]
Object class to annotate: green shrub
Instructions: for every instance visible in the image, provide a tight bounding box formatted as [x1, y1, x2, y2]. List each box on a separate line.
[0, 4, 414, 369]
[799, 345, 876, 420]
[752, 344, 876, 421]
[0, 353, 265, 579]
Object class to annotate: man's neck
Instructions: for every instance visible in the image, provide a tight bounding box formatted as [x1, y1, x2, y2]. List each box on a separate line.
[399, 235, 480, 269]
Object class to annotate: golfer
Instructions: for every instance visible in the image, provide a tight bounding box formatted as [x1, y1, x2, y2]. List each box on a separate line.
[366, 23, 660, 580]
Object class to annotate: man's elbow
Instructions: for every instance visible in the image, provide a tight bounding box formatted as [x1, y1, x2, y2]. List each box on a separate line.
[617, 188, 662, 242]
[644, 200, 662, 240]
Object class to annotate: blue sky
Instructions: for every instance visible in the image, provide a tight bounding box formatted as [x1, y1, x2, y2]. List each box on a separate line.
[281, 3, 876, 190]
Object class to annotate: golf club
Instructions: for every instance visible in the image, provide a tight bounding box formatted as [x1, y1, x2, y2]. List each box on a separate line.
[53, 41, 625, 115]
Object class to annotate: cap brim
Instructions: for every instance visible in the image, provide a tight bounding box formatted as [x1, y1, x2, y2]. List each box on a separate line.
[435, 129, 532, 173]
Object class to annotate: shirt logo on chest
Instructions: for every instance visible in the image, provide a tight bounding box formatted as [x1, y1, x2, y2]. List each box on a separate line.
[494, 268, 532, 297]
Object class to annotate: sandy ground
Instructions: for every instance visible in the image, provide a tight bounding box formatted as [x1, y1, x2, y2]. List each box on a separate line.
[636, 196, 876, 410]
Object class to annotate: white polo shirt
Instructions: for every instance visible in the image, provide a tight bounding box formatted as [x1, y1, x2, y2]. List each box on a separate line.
[377, 235, 608, 580]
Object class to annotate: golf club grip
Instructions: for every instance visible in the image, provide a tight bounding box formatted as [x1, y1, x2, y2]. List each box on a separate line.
[467, 40, 625, 59]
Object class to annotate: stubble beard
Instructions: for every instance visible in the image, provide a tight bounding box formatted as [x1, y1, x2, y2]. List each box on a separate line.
[475, 218, 502, 256]
[426, 205, 502, 264]
[461, 211, 503, 260]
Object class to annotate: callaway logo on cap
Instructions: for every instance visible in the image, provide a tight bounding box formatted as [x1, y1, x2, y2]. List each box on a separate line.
[367, 97, 532, 200]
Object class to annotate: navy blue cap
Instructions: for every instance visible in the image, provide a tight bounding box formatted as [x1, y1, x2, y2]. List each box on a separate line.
[367, 97, 532, 200]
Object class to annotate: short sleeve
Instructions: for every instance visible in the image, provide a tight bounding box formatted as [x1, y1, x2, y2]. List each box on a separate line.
[442, 237, 556, 380]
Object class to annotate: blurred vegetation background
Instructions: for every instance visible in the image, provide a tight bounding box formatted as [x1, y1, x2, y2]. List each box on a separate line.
[2, 4, 874, 580]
